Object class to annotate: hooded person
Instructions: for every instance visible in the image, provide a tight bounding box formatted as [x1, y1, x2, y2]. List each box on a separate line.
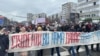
[0, 28, 9, 56]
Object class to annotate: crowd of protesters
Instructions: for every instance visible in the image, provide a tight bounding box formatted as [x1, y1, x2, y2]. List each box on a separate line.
[0, 21, 100, 56]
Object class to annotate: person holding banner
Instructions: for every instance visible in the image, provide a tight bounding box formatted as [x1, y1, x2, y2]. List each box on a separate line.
[51, 28, 61, 56]
[68, 25, 76, 56]
[36, 26, 43, 56]
[19, 26, 29, 56]
[8, 26, 15, 56]
[91, 24, 99, 51]
[76, 25, 91, 56]
[0, 28, 9, 56]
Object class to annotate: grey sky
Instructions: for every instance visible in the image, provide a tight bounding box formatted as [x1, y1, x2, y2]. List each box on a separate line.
[0, 0, 77, 22]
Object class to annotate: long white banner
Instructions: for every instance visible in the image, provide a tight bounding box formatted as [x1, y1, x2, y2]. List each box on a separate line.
[8, 30, 100, 52]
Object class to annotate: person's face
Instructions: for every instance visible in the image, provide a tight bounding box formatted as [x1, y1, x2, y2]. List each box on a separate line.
[20, 27, 26, 32]
[71, 26, 74, 29]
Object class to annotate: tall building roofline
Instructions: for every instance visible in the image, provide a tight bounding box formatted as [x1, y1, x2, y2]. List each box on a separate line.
[62, 2, 77, 6]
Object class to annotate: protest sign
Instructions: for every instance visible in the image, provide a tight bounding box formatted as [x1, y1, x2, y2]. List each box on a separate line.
[8, 30, 100, 52]
[37, 18, 45, 23]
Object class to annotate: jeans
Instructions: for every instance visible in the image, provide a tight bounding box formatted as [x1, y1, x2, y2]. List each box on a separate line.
[68, 46, 76, 56]
[76, 45, 90, 55]
[37, 50, 43, 56]
[51, 47, 60, 56]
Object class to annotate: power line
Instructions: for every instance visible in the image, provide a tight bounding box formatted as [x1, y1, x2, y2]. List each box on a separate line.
[0, 12, 27, 18]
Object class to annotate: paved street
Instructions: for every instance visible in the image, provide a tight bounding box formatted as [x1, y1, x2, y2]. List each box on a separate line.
[43, 46, 100, 56]
[12, 45, 100, 56]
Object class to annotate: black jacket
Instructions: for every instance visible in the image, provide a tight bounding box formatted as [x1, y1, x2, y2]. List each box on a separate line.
[60, 25, 70, 31]
[0, 34, 9, 52]
[68, 29, 76, 32]
[16, 27, 20, 33]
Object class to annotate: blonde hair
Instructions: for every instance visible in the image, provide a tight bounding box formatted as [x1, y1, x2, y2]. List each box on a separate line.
[37, 27, 42, 31]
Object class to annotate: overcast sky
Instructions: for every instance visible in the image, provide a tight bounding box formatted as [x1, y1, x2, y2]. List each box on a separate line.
[0, 0, 77, 22]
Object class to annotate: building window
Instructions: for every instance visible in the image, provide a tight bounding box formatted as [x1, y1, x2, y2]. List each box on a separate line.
[80, 11, 82, 13]
[87, 15, 89, 17]
[88, 15, 90, 17]
[92, 14, 96, 17]
[93, 2, 96, 5]
[86, 0, 88, 2]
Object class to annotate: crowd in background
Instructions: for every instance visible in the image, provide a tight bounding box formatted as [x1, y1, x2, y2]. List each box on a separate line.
[0, 21, 100, 56]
